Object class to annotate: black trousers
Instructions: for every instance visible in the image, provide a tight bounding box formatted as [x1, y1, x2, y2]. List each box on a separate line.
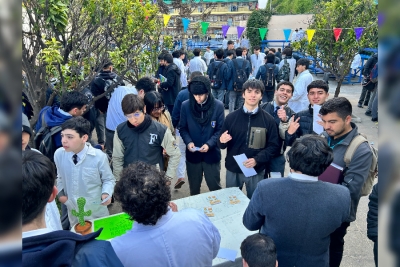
[186, 161, 221, 195]
[329, 221, 351, 267]
[105, 128, 115, 159]
[358, 87, 372, 105]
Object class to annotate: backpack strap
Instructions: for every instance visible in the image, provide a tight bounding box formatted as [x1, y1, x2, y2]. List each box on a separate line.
[343, 134, 368, 168]
[214, 61, 224, 75]
[232, 59, 239, 70]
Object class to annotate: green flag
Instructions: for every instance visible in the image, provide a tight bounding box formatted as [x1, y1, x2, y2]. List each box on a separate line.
[259, 28, 268, 40]
[201, 22, 210, 35]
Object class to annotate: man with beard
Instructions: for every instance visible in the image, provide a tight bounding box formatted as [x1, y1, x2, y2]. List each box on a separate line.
[179, 76, 225, 195]
[159, 54, 182, 113]
[319, 97, 373, 267]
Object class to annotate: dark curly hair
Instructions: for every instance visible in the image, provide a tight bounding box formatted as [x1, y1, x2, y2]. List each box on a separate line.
[114, 162, 171, 225]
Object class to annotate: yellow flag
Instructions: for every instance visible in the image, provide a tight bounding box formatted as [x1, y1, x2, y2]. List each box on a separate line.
[163, 14, 171, 27]
[307, 29, 316, 43]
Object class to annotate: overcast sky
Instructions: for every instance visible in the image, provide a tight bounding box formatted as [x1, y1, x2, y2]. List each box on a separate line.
[258, 0, 269, 9]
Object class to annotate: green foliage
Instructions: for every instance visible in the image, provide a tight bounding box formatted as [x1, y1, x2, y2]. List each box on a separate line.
[247, 9, 272, 49]
[305, 0, 377, 96]
[40, 37, 63, 78]
[271, 0, 320, 14]
[38, 0, 69, 33]
[71, 197, 92, 226]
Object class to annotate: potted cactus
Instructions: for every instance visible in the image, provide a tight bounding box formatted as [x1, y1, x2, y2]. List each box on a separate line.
[72, 197, 93, 235]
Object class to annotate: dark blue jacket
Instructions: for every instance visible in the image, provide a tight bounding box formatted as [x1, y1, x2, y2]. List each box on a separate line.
[223, 58, 235, 91]
[22, 229, 124, 267]
[261, 101, 295, 154]
[285, 105, 313, 146]
[35, 106, 72, 148]
[207, 60, 230, 90]
[179, 99, 225, 164]
[231, 58, 251, 90]
[172, 88, 189, 128]
[256, 63, 279, 90]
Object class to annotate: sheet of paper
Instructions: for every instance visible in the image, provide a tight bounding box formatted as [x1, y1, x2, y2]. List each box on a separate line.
[190, 147, 201, 152]
[233, 154, 257, 177]
[93, 213, 133, 240]
[313, 104, 324, 134]
[101, 194, 112, 204]
[217, 247, 237, 262]
[159, 74, 167, 83]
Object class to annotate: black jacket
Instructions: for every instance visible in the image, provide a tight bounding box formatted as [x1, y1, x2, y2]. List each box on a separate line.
[90, 70, 121, 113]
[285, 105, 314, 146]
[23, 229, 123, 267]
[261, 101, 295, 154]
[217, 107, 280, 174]
[160, 63, 181, 105]
[363, 53, 378, 77]
[367, 183, 378, 243]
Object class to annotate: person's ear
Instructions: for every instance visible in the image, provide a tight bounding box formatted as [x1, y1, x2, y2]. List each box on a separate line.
[345, 115, 352, 124]
[143, 106, 147, 113]
[276, 260, 279, 267]
[82, 134, 88, 142]
[48, 186, 58, 203]
[242, 258, 249, 267]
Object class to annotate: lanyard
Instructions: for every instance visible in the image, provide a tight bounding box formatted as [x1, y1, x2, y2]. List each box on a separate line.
[328, 137, 344, 149]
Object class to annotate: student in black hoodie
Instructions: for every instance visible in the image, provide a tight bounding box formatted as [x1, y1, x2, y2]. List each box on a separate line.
[218, 79, 280, 199]
[22, 150, 123, 267]
[159, 54, 182, 113]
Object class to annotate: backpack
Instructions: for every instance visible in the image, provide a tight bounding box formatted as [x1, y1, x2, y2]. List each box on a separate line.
[344, 134, 378, 197]
[232, 59, 248, 91]
[264, 64, 276, 88]
[277, 59, 290, 82]
[370, 63, 378, 83]
[210, 61, 225, 90]
[34, 112, 62, 162]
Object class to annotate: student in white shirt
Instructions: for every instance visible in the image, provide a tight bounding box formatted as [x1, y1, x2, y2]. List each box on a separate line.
[250, 46, 266, 77]
[189, 48, 207, 75]
[55, 116, 115, 227]
[203, 46, 214, 66]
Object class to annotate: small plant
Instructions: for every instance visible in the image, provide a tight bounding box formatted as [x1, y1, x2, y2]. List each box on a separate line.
[71, 197, 92, 226]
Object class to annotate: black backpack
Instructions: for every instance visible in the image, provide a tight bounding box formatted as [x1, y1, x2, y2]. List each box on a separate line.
[264, 64, 276, 88]
[34, 112, 62, 162]
[210, 61, 225, 90]
[232, 59, 248, 91]
[277, 58, 290, 82]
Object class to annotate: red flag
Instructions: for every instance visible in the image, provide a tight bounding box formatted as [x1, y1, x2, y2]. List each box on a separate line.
[333, 28, 343, 42]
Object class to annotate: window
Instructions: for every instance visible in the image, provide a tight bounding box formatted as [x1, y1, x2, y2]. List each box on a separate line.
[169, 7, 174, 14]
[198, 5, 203, 12]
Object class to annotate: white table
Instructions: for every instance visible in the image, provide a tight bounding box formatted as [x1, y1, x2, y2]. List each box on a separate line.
[173, 187, 257, 267]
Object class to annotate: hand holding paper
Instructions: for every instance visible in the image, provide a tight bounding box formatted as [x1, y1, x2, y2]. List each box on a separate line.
[233, 154, 257, 177]
[313, 104, 324, 134]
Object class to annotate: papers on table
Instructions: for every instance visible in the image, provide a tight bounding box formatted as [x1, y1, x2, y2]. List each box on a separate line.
[217, 247, 237, 262]
[233, 153, 257, 177]
[313, 104, 324, 134]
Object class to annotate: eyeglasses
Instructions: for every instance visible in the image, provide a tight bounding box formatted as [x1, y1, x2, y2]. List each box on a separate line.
[125, 111, 143, 119]
[153, 105, 165, 112]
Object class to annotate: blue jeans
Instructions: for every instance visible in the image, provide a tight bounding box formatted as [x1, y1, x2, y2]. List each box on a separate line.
[212, 88, 225, 103]
[226, 170, 265, 199]
[229, 91, 244, 113]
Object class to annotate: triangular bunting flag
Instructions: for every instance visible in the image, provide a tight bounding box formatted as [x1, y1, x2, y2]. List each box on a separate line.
[307, 29, 316, 43]
[283, 29, 291, 42]
[378, 13, 384, 27]
[237, 26, 246, 39]
[163, 14, 171, 27]
[333, 28, 343, 42]
[201, 22, 210, 35]
[153, 0, 157, 3]
[182, 18, 190, 33]
[354, 27, 365, 41]
[259, 28, 268, 40]
[222, 25, 230, 37]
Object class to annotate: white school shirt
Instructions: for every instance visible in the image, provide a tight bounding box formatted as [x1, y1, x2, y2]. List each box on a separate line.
[106, 86, 138, 131]
[189, 56, 207, 74]
[173, 58, 188, 87]
[54, 143, 115, 226]
[289, 69, 313, 113]
[250, 53, 266, 76]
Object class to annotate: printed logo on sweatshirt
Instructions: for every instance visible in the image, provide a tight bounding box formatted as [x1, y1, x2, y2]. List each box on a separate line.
[149, 133, 158, 144]
[211, 121, 216, 128]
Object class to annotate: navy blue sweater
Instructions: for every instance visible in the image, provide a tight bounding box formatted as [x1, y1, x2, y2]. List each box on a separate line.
[285, 104, 314, 146]
[179, 99, 225, 164]
[243, 177, 351, 267]
[172, 88, 189, 128]
[23, 229, 123, 267]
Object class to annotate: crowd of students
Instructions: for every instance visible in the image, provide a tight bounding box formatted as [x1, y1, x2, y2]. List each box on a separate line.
[19, 42, 378, 267]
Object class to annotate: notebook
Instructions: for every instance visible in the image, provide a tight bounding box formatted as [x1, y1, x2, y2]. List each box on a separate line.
[318, 163, 344, 184]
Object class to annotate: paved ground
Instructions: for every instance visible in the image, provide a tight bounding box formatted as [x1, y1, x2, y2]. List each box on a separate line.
[108, 74, 378, 267]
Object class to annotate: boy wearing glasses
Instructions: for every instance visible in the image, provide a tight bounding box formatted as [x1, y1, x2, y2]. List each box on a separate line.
[112, 94, 180, 181]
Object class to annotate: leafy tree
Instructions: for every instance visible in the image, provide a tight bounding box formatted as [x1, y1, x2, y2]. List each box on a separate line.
[305, 0, 378, 96]
[246, 9, 272, 49]
[22, 0, 166, 125]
